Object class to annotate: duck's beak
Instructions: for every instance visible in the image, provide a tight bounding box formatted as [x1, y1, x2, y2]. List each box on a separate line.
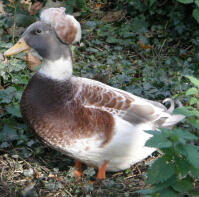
[4, 38, 30, 57]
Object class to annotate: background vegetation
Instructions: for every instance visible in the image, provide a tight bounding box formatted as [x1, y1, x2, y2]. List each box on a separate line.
[0, 0, 199, 196]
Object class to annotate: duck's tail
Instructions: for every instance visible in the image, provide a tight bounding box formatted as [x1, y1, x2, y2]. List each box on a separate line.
[161, 98, 185, 129]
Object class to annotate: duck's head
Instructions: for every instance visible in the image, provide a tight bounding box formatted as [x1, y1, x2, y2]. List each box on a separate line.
[4, 7, 81, 81]
[4, 21, 71, 61]
[4, 21, 75, 81]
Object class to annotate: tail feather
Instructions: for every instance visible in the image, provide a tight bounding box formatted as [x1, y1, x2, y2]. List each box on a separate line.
[161, 98, 185, 129]
[161, 114, 185, 129]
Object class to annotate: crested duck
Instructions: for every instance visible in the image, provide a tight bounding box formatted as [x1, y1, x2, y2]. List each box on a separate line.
[4, 8, 184, 180]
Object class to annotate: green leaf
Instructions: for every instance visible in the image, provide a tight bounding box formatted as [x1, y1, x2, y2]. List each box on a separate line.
[153, 175, 176, 192]
[132, 15, 148, 33]
[188, 118, 199, 129]
[147, 158, 175, 184]
[185, 87, 198, 96]
[193, 8, 199, 23]
[184, 144, 199, 169]
[145, 132, 172, 148]
[174, 106, 199, 117]
[106, 36, 120, 44]
[195, 0, 199, 7]
[174, 128, 198, 141]
[175, 159, 190, 177]
[186, 75, 199, 87]
[159, 188, 178, 197]
[0, 87, 17, 104]
[189, 97, 199, 105]
[190, 165, 199, 179]
[0, 125, 18, 141]
[149, 0, 156, 7]
[172, 178, 193, 192]
[177, 0, 193, 3]
[6, 104, 22, 118]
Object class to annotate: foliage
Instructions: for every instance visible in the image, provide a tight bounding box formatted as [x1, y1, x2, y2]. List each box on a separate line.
[137, 76, 199, 196]
[0, 0, 199, 196]
[176, 0, 199, 23]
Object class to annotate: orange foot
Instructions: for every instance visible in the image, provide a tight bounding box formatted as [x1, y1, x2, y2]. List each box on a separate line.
[96, 160, 108, 180]
[74, 160, 84, 179]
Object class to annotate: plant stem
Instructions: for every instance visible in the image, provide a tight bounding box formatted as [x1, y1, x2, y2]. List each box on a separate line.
[12, 4, 17, 44]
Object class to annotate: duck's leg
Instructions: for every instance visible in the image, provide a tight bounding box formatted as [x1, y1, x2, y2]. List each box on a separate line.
[96, 160, 108, 180]
[74, 160, 84, 178]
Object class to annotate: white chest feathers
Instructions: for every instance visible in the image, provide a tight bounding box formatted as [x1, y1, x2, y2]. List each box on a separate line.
[39, 57, 73, 81]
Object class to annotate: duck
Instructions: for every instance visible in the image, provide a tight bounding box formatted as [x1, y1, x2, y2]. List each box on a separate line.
[4, 8, 185, 180]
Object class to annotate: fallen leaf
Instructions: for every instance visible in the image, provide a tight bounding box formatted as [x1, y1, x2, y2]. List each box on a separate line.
[3, 58, 8, 64]
[139, 40, 153, 50]
[0, 52, 4, 61]
[96, 3, 102, 9]
[0, 1, 5, 15]
[102, 10, 126, 22]
[7, 27, 25, 37]
[20, 0, 32, 11]
[26, 53, 41, 71]
[29, 1, 43, 15]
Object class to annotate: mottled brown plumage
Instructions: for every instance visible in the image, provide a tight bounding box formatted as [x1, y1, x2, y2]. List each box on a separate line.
[21, 73, 115, 149]
[4, 10, 185, 178]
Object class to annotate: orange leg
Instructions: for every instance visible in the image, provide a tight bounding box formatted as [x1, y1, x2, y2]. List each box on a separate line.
[96, 160, 108, 180]
[74, 160, 84, 178]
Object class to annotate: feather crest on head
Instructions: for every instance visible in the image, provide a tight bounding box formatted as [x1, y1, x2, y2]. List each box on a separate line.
[40, 7, 81, 44]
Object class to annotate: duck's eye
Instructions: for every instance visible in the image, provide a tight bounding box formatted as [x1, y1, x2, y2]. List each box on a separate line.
[35, 29, 42, 34]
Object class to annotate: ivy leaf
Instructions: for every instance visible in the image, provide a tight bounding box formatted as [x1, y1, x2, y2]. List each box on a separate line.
[172, 178, 193, 192]
[0, 125, 18, 141]
[6, 104, 22, 118]
[0, 87, 17, 104]
[176, 0, 193, 3]
[149, 0, 156, 7]
[185, 75, 199, 87]
[195, 0, 199, 7]
[193, 8, 199, 23]
[147, 158, 175, 184]
[185, 87, 198, 96]
[184, 144, 199, 169]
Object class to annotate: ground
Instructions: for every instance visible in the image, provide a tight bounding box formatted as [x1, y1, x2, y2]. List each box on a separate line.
[0, 143, 158, 197]
[0, 1, 199, 196]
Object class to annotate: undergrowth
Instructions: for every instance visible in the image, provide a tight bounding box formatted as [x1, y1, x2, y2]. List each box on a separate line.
[0, 0, 199, 196]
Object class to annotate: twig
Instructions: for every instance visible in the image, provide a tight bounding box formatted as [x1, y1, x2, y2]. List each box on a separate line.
[64, 189, 74, 197]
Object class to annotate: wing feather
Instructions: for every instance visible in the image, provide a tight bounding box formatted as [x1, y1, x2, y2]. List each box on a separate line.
[72, 77, 169, 125]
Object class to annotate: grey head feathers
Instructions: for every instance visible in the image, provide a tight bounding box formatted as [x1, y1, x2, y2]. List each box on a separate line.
[22, 21, 71, 61]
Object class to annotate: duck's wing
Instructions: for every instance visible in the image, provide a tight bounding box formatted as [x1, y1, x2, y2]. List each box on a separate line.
[72, 77, 183, 128]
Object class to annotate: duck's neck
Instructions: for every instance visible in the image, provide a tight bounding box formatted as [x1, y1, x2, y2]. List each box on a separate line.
[39, 56, 73, 81]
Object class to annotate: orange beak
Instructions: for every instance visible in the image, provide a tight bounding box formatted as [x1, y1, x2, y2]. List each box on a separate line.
[4, 38, 30, 57]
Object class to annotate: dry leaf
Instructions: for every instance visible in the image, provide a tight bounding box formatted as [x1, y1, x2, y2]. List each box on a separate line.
[20, 0, 32, 11]
[102, 10, 126, 22]
[7, 27, 25, 37]
[9, 0, 15, 5]
[26, 53, 41, 71]
[30, 1, 43, 15]
[43, 0, 65, 9]
[139, 40, 153, 50]
[0, 1, 5, 15]
[0, 52, 4, 61]
[96, 3, 102, 9]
